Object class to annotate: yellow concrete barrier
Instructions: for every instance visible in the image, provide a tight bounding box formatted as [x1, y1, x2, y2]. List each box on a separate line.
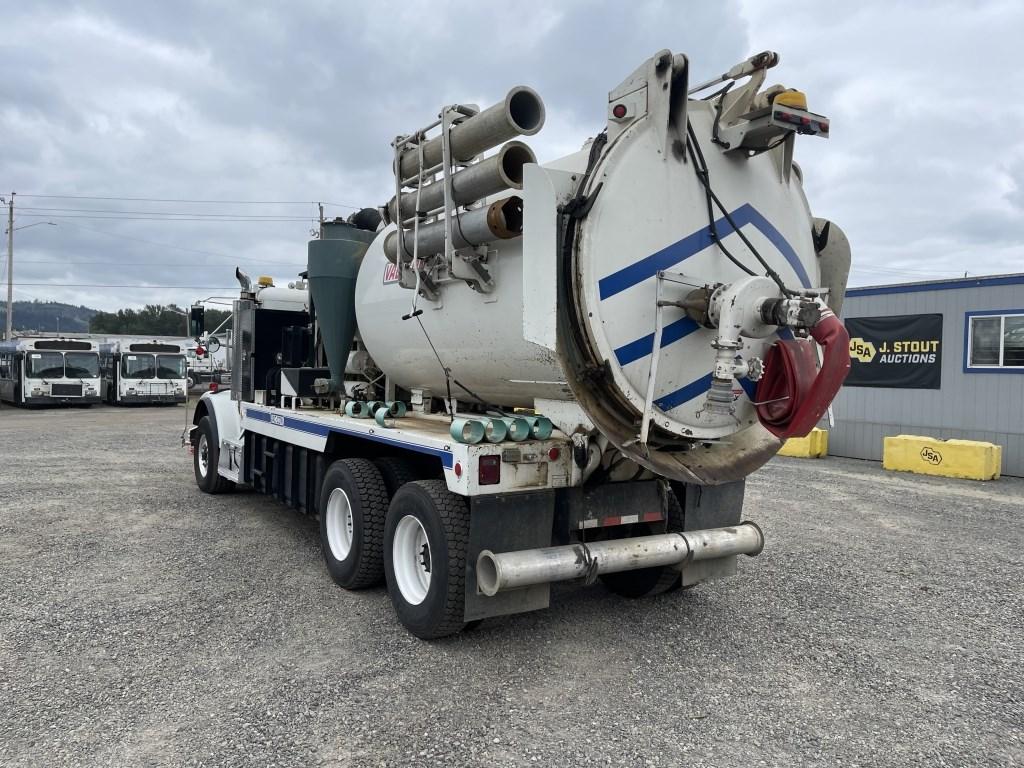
[778, 428, 828, 458]
[882, 435, 1002, 481]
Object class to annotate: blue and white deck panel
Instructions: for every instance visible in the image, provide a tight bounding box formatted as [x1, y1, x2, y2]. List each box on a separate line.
[240, 403, 575, 495]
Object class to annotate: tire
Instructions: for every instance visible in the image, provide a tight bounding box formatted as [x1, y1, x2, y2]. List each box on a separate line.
[384, 479, 470, 640]
[318, 458, 389, 590]
[193, 416, 234, 494]
[600, 485, 685, 598]
[373, 456, 421, 500]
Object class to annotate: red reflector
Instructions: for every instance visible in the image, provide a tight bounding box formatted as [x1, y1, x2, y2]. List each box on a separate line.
[196, 346, 205, 357]
[819, 122, 829, 133]
[478, 455, 501, 486]
[209, 381, 218, 392]
[801, 116, 811, 126]
[548, 447, 560, 461]
[454, 461, 463, 478]
[612, 103, 627, 119]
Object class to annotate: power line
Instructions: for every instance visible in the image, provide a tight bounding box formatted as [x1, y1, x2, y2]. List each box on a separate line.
[12, 219, 307, 269]
[46, 220, 254, 260]
[17, 213, 315, 222]
[19, 205, 320, 218]
[17, 258, 303, 267]
[14, 193, 361, 208]
[18, 283, 245, 289]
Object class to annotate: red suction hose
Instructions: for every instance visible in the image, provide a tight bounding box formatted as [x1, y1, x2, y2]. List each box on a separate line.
[754, 308, 850, 439]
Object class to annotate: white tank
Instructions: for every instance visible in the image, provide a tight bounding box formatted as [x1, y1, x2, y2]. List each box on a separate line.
[357, 207, 568, 407]
[256, 284, 308, 311]
[354, 50, 850, 484]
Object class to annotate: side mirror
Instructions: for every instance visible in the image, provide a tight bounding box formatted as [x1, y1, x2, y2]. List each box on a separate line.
[189, 305, 205, 339]
[206, 336, 222, 354]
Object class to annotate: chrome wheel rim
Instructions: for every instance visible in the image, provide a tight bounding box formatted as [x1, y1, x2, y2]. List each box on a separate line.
[393, 515, 431, 605]
[197, 434, 209, 477]
[326, 488, 355, 561]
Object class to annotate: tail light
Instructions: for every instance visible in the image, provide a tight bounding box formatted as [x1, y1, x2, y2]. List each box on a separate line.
[478, 455, 501, 485]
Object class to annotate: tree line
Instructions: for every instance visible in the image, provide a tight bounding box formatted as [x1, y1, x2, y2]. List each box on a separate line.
[89, 304, 231, 336]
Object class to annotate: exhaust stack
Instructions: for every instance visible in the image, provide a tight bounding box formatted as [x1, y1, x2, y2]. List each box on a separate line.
[476, 523, 764, 597]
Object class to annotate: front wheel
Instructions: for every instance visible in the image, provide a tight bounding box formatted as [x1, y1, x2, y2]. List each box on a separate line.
[193, 416, 233, 494]
[384, 480, 470, 640]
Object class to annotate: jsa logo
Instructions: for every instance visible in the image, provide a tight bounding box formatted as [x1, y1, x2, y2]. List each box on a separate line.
[848, 337, 877, 363]
[270, 414, 285, 426]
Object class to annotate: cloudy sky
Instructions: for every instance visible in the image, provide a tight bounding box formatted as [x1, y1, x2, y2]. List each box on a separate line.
[2, 0, 1021, 312]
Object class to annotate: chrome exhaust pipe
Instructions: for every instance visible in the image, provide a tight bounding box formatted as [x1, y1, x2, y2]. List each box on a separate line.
[476, 522, 764, 597]
[397, 86, 545, 182]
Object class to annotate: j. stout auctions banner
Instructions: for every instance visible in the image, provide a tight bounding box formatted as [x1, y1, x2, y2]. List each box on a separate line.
[845, 314, 943, 389]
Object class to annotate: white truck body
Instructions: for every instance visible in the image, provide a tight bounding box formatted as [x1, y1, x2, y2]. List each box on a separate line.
[190, 49, 850, 638]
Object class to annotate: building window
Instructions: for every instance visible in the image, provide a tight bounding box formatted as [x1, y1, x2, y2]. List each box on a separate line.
[965, 311, 1024, 371]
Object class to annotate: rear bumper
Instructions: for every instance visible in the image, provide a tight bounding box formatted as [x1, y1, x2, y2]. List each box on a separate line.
[120, 394, 186, 404]
[28, 395, 102, 406]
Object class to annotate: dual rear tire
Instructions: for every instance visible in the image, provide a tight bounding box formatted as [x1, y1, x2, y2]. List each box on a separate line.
[318, 457, 471, 639]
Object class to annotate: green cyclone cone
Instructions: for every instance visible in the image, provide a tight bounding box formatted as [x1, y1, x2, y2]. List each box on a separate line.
[307, 221, 378, 393]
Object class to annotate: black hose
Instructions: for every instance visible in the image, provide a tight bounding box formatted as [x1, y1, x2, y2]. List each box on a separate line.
[686, 120, 793, 294]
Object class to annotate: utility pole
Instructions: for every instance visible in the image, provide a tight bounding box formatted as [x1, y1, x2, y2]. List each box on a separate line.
[318, 202, 325, 239]
[5, 192, 13, 342]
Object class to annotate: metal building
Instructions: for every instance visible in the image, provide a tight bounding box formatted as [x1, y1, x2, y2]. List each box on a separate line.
[829, 273, 1024, 476]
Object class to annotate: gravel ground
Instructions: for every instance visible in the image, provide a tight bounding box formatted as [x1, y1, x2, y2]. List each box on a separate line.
[1, 404, 1022, 767]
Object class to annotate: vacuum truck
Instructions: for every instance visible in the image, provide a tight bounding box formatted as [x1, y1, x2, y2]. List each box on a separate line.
[188, 49, 852, 639]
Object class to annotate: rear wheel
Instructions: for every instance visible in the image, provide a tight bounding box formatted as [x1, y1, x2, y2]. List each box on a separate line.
[193, 416, 234, 494]
[600, 486, 684, 598]
[384, 480, 470, 640]
[373, 456, 421, 500]
[318, 458, 388, 589]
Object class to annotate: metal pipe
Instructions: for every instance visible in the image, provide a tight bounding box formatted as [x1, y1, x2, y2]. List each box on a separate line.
[397, 87, 545, 182]
[384, 196, 523, 263]
[476, 522, 764, 596]
[235, 267, 253, 293]
[451, 417, 485, 444]
[502, 416, 531, 441]
[389, 141, 535, 223]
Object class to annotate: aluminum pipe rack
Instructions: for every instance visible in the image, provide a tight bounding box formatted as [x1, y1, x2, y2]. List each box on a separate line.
[476, 522, 764, 596]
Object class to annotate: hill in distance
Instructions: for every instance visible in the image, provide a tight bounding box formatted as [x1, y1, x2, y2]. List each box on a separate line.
[0, 300, 97, 333]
